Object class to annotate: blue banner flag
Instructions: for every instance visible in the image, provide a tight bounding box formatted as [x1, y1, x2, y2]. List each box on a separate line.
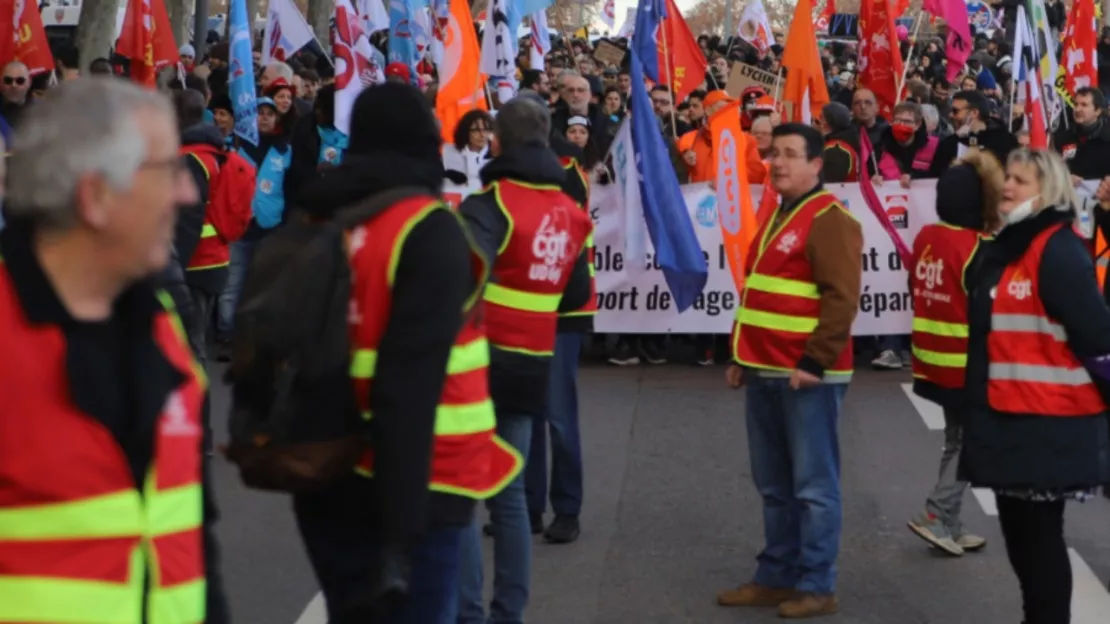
[229, 0, 258, 145]
[627, 50, 707, 311]
[632, 0, 665, 83]
[389, 0, 420, 84]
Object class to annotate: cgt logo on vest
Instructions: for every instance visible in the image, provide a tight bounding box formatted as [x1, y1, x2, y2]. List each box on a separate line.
[161, 392, 200, 438]
[915, 244, 943, 290]
[530, 210, 574, 284]
[1006, 271, 1033, 301]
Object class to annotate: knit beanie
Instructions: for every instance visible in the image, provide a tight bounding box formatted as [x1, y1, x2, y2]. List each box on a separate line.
[347, 82, 441, 163]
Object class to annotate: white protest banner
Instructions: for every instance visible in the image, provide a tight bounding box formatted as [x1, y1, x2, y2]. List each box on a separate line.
[589, 180, 937, 335]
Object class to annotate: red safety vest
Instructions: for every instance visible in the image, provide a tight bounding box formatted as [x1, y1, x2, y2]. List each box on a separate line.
[348, 196, 522, 497]
[558, 157, 598, 318]
[182, 147, 231, 272]
[987, 222, 1107, 416]
[0, 263, 207, 623]
[484, 179, 593, 356]
[910, 223, 984, 389]
[731, 190, 855, 378]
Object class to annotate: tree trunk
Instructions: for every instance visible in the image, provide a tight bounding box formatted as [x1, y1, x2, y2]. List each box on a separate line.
[166, 0, 192, 50]
[307, 0, 332, 49]
[75, 0, 120, 70]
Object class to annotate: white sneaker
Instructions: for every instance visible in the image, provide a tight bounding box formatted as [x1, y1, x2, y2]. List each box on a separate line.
[871, 349, 903, 370]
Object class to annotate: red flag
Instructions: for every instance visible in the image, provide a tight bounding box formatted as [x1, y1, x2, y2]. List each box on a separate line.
[814, 0, 835, 30]
[657, 0, 706, 104]
[857, 0, 904, 119]
[1058, 0, 1098, 102]
[0, 0, 53, 76]
[117, 0, 178, 87]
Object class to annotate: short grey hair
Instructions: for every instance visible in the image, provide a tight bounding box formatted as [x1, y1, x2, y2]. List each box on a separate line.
[1006, 147, 1078, 212]
[495, 96, 550, 149]
[265, 61, 293, 82]
[7, 78, 173, 228]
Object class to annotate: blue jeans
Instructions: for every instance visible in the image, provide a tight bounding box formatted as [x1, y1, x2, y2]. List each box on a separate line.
[526, 332, 584, 518]
[745, 375, 847, 594]
[293, 477, 464, 624]
[457, 413, 532, 624]
[216, 239, 254, 339]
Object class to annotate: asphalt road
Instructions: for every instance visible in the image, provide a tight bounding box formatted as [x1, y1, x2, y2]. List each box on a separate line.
[207, 363, 1110, 624]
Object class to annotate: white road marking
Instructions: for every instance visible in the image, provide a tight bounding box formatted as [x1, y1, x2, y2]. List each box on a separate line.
[970, 488, 997, 516]
[900, 383, 945, 430]
[1070, 548, 1110, 623]
[293, 592, 325, 624]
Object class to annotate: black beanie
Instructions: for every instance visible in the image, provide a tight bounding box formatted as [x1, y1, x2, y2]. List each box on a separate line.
[347, 82, 441, 162]
[208, 92, 232, 114]
[936, 163, 985, 229]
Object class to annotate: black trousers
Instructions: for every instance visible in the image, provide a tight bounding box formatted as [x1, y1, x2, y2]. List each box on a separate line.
[997, 495, 1071, 624]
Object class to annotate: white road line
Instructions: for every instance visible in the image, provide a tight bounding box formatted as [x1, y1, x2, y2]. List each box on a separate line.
[293, 592, 325, 624]
[900, 383, 945, 430]
[1070, 548, 1110, 623]
[970, 488, 997, 516]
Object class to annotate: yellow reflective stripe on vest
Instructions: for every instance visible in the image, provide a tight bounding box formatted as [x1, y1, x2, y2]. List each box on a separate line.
[912, 345, 967, 368]
[0, 490, 141, 540]
[737, 307, 818, 333]
[912, 317, 969, 338]
[0, 576, 139, 624]
[200, 223, 218, 238]
[745, 273, 820, 299]
[148, 579, 207, 624]
[351, 337, 490, 380]
[483, 283, 561, 312]
[187, 153, 211, 180]
[991, 313, 1067, 341]
[146, 483, 204, 536]
[988, 362, 1092, 385]
[436, 398, 497, 435]
[155, 290, 209, 391]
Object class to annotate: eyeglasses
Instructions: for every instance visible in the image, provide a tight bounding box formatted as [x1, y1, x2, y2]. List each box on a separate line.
[469, 126, 490, 134]
[3, 76, 26, 86]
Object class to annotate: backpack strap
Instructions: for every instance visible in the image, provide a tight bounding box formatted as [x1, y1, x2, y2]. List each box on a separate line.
[332, 187, 441, 230]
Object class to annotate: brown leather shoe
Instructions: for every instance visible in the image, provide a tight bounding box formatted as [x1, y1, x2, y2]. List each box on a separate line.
[778, 592, 838, 618]
[716, 583, 795, 607]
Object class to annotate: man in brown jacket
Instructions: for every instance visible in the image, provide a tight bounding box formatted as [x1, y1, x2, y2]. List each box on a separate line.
[717, 123, 863, 619]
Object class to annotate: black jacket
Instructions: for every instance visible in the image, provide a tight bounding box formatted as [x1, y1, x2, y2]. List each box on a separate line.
[178, 124, 222, 296]
[0, 220, 230, 623]
[297, 150, 478, 544]
[459, 143, 592, 417]
[550, 100, 614, 158]
[822, 127, 862, 183]
[959, 208, 1110, 491]
[284, 114, 327, 210]
[1054, 117, 1110, 180]
[929, 123, 1019, 178]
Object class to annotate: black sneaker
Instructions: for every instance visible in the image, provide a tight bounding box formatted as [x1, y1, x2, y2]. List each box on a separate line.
[543, 515, 580, 544]
[638, 341, 667, 365]
[607, 343, 640, 366]
[695, 348, 715, 367]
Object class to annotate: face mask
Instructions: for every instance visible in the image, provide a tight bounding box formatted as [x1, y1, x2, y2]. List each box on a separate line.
[892, 123, 915, 142]
[955, 117, 974, 138]
[1002, 195, 1039, 226]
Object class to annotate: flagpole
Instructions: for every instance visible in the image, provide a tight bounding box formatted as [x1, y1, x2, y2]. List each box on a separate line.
[896, 11, 923, 99]
[660, 11, 679, 140]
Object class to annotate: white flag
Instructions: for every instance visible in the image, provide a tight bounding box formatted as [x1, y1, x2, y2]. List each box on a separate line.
[358, 0, 390, 34]
[479, 0, 516, 96]
[262, 0, 315, 65]
[529, 12, 551, 71]
[737, 0, 774, 55]
[332, 0, 384, 134]
[616, 7, 636, 38]
[600, 0, 615, 30]
[611, 119, 648, 275]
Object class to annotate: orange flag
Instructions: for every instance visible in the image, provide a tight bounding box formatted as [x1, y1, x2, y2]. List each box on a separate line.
[709, 100, 758, 291]
[657, 0, 707, 104]
[0, 0, 54, 76]
[117, 0, 178, 87]
[434, 0, 482, 144]
[781, 0, 829, 123]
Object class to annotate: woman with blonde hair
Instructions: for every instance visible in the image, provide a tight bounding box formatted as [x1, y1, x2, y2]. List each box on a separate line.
[906, 149, 1003, 557]
[961, 148, 1110, 624]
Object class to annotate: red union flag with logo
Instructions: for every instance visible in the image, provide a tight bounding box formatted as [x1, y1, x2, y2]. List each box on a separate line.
[857, 0, 904, 119]
[1057, 0, 1098, 102]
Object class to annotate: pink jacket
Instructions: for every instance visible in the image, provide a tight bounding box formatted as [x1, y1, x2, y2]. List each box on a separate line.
[878, 135, 939, 180]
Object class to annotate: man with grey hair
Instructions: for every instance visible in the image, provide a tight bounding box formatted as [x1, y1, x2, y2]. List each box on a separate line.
[455, 95, 594, 623]
[0, 77, 230, 623]
[1, 60, 30, 127]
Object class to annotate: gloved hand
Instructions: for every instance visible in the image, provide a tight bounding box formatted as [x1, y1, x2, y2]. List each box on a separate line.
[333, 546, 411, 624]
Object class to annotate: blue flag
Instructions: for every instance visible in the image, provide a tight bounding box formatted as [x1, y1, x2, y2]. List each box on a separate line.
[632, 0, 665, 83]
[389, 0, 420, 85]
[228, 0, 258, 145]
[627, 50, 707, 311]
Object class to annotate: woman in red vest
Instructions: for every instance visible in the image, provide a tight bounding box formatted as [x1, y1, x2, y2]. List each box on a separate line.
[960, 148, 1110, 624]
[905, 150, 1002, 557]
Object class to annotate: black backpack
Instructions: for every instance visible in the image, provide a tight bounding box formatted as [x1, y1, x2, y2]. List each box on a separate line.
[224, 187, 432, 493]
